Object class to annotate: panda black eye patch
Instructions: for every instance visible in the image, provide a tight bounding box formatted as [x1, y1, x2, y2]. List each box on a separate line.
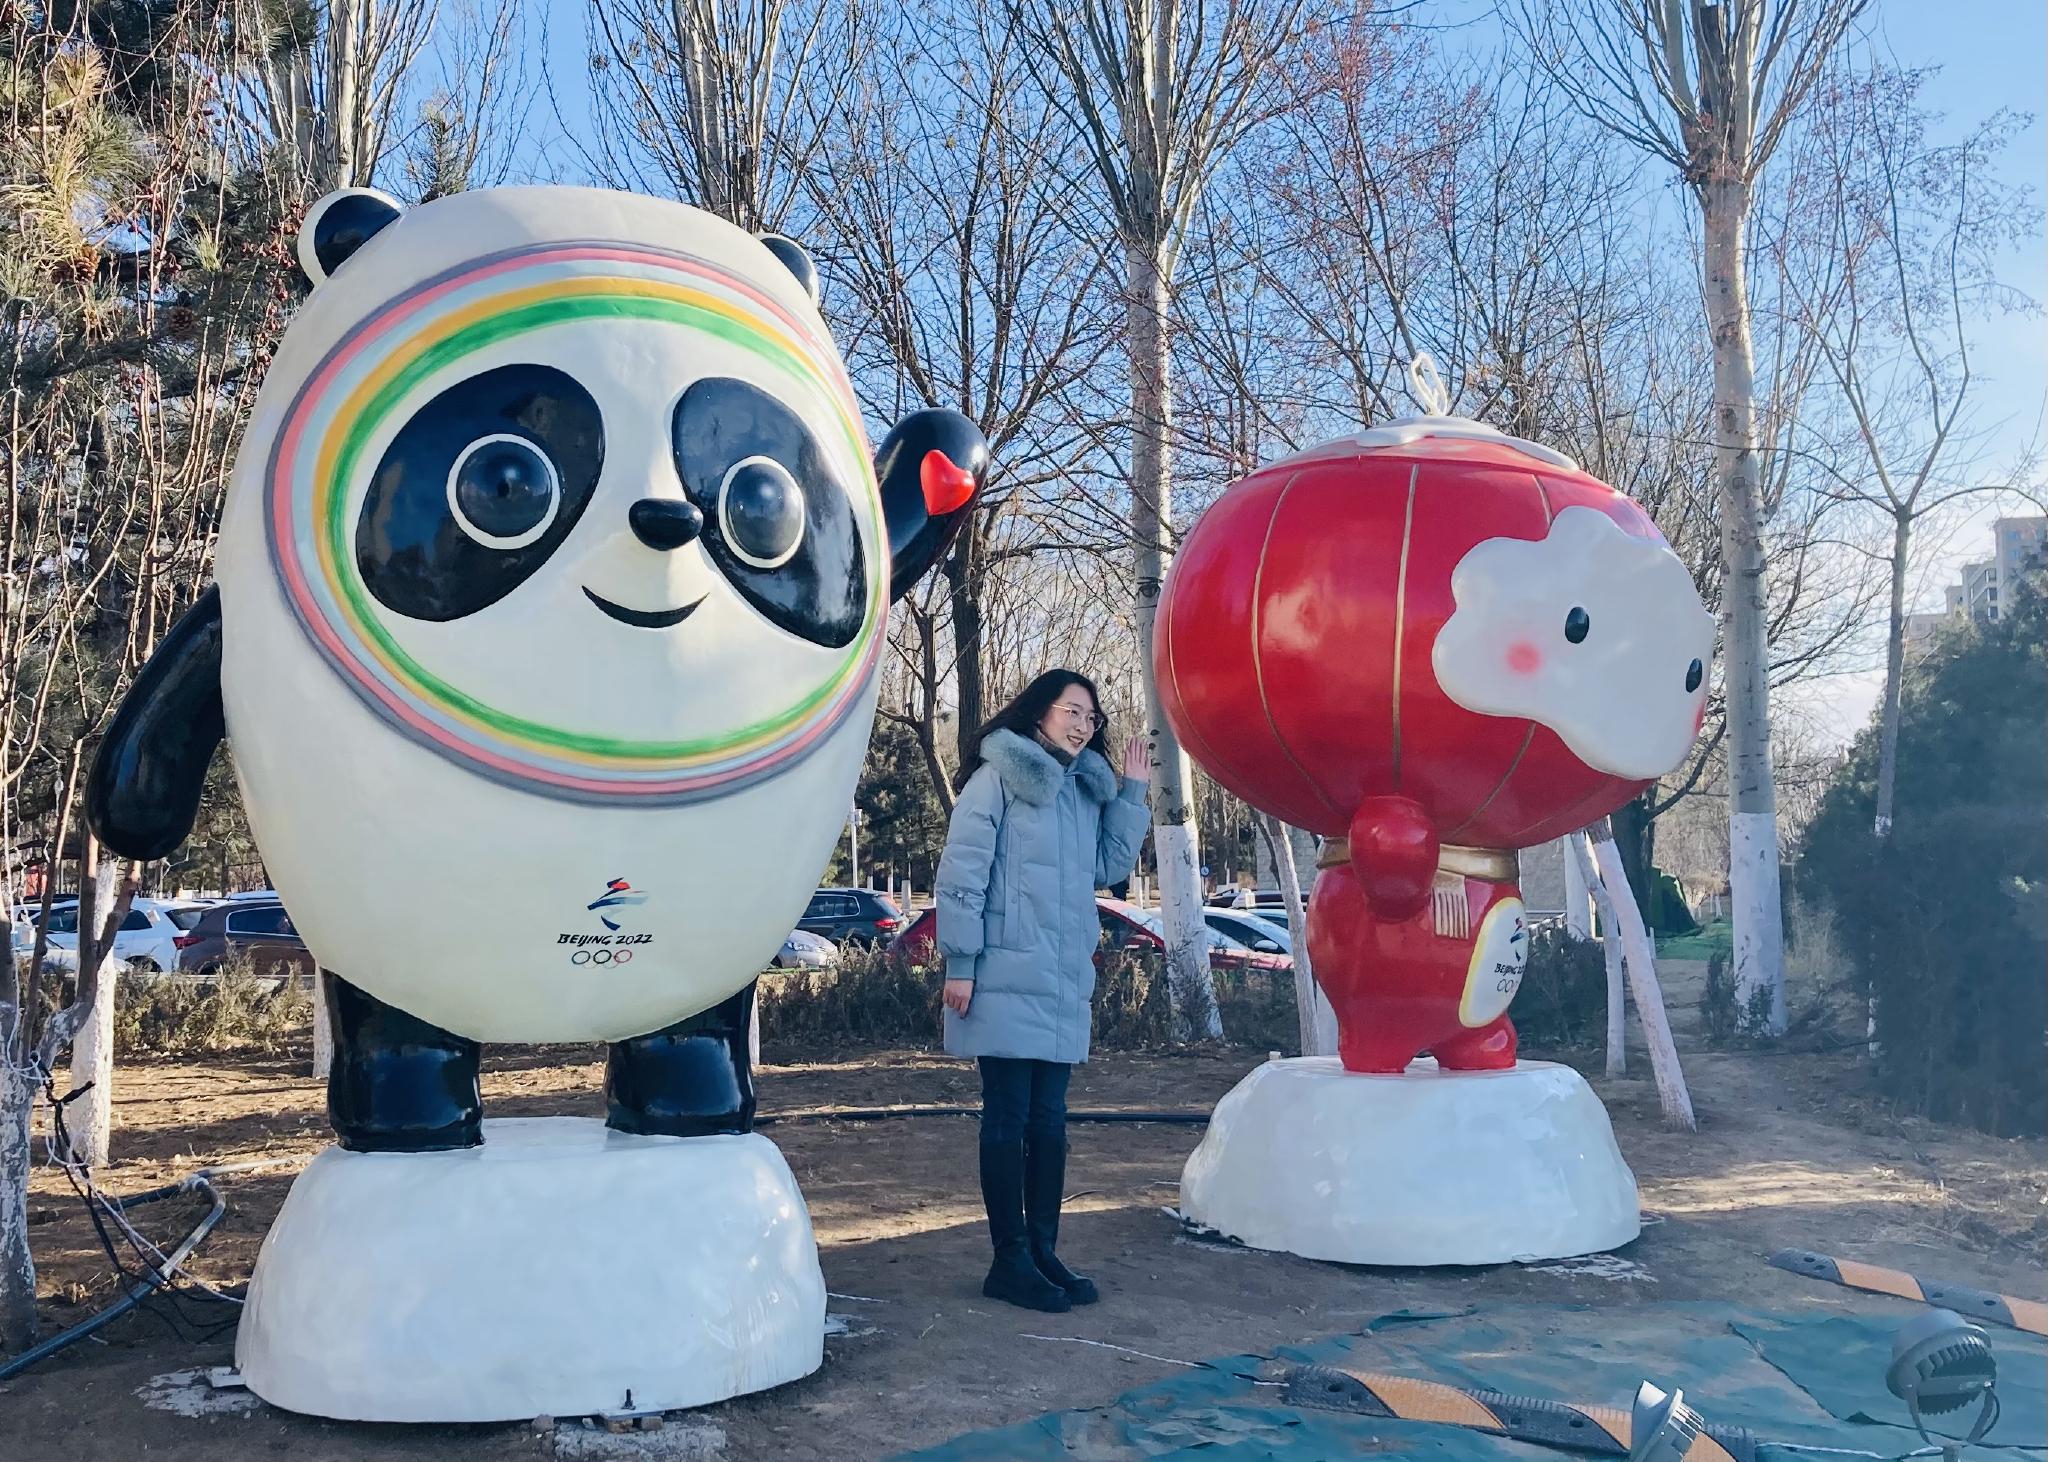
[356, 365, 604, 622]
[670, 377, 865, 648]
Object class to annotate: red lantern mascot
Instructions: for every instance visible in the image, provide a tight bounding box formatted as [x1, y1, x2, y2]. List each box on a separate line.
[1156, 413, 1713, 1074]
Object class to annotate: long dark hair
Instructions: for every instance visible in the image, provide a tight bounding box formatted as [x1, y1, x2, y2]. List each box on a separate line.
[956, 669, 1110, 791]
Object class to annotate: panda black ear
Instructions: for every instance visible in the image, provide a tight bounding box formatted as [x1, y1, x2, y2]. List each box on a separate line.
[297, 188, 405, 287]
[756, 233, 820, 306]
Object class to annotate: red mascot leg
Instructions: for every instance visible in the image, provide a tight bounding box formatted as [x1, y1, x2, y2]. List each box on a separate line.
[1310, 864, 1440, 1075]
[1430, 1015, 1519, 1071]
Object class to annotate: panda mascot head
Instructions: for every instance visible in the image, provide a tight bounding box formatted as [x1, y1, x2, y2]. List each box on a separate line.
[90, 186, 986, 1044]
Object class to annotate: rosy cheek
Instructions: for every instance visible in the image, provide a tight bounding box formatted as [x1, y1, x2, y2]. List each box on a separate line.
[1506, 642, 1542, 675]
[1693, 702, 1706, 734]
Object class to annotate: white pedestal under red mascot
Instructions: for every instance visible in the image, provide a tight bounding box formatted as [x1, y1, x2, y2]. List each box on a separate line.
[1157, 409, 1712, 1265]
[85, 186, 987, 1419]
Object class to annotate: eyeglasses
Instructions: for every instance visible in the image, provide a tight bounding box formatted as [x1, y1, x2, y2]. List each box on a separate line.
[1052, 701, 1107, 730]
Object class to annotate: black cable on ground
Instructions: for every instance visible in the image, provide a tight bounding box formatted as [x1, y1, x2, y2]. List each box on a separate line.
[0, 1079, 240, 1382]
[757, 1105, 1211, 1126]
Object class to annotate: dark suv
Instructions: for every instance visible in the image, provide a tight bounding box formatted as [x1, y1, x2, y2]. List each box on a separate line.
[175, 901, 311, 980]
[797, 888, 904, 948]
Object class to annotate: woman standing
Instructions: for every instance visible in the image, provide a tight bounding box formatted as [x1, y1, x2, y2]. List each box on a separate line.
[935, 670, 1151, 1312]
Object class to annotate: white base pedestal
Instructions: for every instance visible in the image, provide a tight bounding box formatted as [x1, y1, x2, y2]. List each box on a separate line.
[1178, 1057, 1639, 1266]
[236, 1117, 825, 1421]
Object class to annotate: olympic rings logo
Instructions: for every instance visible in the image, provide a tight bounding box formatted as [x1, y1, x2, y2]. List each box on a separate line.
[569, 948, 634, 966]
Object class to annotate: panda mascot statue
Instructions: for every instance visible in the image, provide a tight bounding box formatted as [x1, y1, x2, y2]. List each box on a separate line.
[86, 186, 989, 1421]
[1155, 364, 1714, 1268]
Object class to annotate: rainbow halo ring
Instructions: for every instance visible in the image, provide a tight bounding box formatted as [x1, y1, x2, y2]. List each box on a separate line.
[263, 238, 884, 805]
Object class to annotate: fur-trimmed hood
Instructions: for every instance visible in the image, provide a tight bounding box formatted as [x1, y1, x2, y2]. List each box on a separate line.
[979, 728, 1119, 807]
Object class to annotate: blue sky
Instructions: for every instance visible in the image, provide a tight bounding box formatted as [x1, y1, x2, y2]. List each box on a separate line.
[510, 0, 2043, 744]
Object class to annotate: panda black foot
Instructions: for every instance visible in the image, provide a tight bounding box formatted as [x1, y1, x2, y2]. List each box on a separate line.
[605, 981, 757, 1136]
[325, 973, 483, 1153]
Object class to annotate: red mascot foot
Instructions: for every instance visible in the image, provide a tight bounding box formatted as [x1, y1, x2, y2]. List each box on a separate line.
[1430, 1015, 1518, 1071]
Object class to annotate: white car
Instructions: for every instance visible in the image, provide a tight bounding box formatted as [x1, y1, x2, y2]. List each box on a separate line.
[772, 929, 839, 970]
[9, 916, 77, 974]
[1203, 906, 1294, 956]
[30, 896, 212, 972]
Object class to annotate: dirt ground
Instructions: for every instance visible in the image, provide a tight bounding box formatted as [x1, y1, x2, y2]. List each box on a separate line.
[7, 960, 2045, 1460]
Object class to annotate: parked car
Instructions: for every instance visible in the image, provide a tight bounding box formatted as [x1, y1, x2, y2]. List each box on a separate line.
[888, 907, 939, 966]
[1207, 887, 1297, 925]
[1202, 906, 1293, 956]
[9, 915, 77, 975]
[174, 901, 311, 981]
[891, 899, 1293, 976]
[796, 887, 905, 948]
[772, 929, 839, 970]
[29, 896, 211, 972]
[1099, 900, 1293, 975]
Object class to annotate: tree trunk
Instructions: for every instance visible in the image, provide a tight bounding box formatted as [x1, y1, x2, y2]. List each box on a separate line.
[20, 746, 81, 1061]
[1588, 820, 1695, 1130]
[1609, 792, 1656, 927]
[323, 0, 362, 190]
[1873, 511, 1911, 839]
[1262, 814, 1334, 1056]
[944, 517, 987, 783]
[68, 954, 116, 1168]
[0, 1059, 36, 1351]
[1701, 173, 1786, 1036]
[61, 849, 123, 1167]
[311, 969, 334, 1080]
[1570, 830, 1627, 1078]
[1562, 833, 1594, 940]
[1127, 235, 1219, 1041]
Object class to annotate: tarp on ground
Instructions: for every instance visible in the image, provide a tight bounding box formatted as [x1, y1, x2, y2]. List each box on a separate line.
[895, 1303, 2047, 1462]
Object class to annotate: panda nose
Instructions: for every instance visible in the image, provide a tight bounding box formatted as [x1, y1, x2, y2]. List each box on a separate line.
[629, 498, 704, 551]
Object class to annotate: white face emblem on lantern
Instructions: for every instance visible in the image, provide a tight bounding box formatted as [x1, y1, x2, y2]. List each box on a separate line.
[1431, 506, 1715, 781]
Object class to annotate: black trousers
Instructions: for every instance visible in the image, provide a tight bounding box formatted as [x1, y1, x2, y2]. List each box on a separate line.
[977, 1056, 1070, 1146]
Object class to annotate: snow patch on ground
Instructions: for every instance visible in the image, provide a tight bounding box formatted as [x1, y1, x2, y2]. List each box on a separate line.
[551, 1419, 727, 1459]
[1519, 1252, 1656, 1283]
[136, 1369, 264, 1417]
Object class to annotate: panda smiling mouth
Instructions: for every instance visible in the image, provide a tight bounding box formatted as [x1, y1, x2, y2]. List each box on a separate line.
[582, 588, 707, 630]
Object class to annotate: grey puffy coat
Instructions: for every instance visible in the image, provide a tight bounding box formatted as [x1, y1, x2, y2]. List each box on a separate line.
[937, 729, 1150, 1063]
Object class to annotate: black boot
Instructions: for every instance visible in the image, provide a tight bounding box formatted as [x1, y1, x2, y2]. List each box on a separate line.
[605, 982, 757, 1136]
[325, 973, 482, 1153]
[1025, 1134, 1098, 1305]
[979, 1139, 1070, 1313]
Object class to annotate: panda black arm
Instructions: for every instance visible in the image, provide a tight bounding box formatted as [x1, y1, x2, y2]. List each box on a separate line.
[85, 586, 226, 862]
[875, 409, 989, 602]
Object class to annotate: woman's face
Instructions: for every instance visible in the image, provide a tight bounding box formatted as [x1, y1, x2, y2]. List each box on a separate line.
[1039, 684, 1103, 756]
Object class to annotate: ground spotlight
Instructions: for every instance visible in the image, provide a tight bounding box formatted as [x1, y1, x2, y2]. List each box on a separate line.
[1629, 1381, 1706, 1462]
[1885, 1308, 1999, 1461]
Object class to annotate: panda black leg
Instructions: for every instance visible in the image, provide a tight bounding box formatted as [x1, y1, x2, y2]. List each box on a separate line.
[605, 981, 757, 1137]
[325, 972, 483, 1153]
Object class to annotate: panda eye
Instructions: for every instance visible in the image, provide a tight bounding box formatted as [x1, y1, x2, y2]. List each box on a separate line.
[1564, 606, 1590, 644]
[1686, 658, 1703, 693]
[447, 434, 560, 549]
[717, 455, 806, 569]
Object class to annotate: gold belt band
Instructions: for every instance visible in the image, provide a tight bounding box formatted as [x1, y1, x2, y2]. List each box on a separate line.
[1316, 838, 1517, 883]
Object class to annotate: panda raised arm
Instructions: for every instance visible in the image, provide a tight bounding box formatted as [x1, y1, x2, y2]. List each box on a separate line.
[87, 192, 989, 866]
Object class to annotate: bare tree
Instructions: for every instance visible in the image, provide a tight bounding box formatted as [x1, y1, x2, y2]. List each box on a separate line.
[1768, 65, 2039, 840]
[236, 0, 436, 191]
[400, 0, 530, 199]
[0, 0, 348, 1348]
[798, 4, 1123, 803]
[1013, 0, 1310, 1040]
[1511, 0, 1872, 1034]
[583, 0, 859, 230]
